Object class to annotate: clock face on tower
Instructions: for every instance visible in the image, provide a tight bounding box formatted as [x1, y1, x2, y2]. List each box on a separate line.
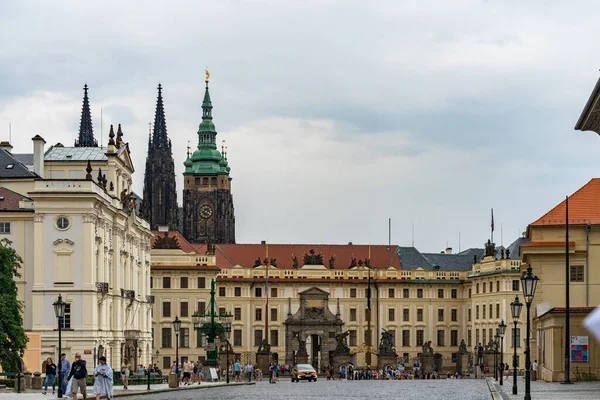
[200, 204, 213, 219]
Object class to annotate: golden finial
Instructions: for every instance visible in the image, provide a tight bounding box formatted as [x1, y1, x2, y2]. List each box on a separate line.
[205, 69, 210, 83]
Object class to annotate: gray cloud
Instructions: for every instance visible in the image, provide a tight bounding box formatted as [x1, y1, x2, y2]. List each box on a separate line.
[1, 0, 600, 252]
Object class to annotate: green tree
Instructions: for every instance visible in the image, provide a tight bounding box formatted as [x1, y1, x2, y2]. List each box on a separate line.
[0, 238, 27, 372]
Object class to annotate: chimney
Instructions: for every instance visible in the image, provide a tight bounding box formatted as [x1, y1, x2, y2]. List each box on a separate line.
[445, 247, 453, 254]
[32, 135, 46, 178]
[0, 141, 13, 153]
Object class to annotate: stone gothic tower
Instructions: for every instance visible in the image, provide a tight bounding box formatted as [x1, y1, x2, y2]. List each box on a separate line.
[74, 84, 98, 147]
[182, 76, 235, 244]
[141, 84, 179, 231]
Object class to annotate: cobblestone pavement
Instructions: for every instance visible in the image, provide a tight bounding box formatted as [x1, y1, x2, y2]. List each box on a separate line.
[118, 379, 492, 400]
[0, 381, 231, 400]
[490, 376, 600, 400]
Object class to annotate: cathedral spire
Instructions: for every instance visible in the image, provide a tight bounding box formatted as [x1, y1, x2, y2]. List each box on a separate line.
[151, 84, 169, 148]
[75, 84, 98, 147]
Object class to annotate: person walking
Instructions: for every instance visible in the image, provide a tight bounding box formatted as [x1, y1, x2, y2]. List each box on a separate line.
[233, 359, 241, 382]
[66, 353, 87, 400]
[93, 356, 114, 400]
[121, 359, 131, 389]
[246, 363, 253, 382]
[60, 353, 70, 395]
[42, 357, 57, 395]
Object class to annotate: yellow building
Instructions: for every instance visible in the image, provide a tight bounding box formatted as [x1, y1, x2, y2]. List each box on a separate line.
[0, 130, 153, 371]
[521, 179, 600, 381]
[151, 233, 528, 372]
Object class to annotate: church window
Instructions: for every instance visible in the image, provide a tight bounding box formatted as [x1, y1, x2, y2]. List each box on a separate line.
[158, 189, 162, 206]
[203, 177, 208, 185]
[195, 177, 200, 185]
[211, 177, 217, 185]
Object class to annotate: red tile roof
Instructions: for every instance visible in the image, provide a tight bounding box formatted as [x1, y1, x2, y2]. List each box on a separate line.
[213, 244, 400, 270]
[529, 179, 600, 229]
[0, 186, 32, 212]
[151, 231, 198, 253]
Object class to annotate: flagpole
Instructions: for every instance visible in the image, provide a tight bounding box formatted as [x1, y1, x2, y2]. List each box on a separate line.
[265, 242, 270, 356]
[564, 196, 572, 384]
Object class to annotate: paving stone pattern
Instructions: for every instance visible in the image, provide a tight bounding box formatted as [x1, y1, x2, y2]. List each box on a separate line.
[121, 379, 492, 400]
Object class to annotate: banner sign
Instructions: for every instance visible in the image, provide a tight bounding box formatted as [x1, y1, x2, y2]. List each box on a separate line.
[570, 336, 589, 362]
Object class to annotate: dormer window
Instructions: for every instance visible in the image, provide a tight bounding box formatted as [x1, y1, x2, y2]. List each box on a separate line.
[6, 164, 14, 169]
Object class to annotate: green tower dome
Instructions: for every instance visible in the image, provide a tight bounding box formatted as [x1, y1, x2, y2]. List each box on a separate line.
[184, 78, 230, 176]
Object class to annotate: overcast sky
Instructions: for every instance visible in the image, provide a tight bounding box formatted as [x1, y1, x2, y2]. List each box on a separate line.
[1, 0, 600, 252]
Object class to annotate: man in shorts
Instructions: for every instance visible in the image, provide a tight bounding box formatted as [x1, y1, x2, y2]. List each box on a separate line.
[233, 359, 241, 382]
[183, 360, 192, 385]
[66, 353, 87, 400]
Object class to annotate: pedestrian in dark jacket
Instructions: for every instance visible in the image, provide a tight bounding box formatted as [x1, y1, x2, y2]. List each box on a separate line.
[66, 353, 87, 400]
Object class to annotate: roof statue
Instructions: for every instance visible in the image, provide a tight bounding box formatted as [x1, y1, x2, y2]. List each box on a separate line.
[484, 239, 495, 258]
[303, 249, 324, 265]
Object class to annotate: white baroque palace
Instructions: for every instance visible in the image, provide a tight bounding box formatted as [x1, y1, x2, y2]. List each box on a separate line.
[0, 131, 153, 370]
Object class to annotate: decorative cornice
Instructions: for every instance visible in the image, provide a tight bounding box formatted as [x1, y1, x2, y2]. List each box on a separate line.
[33, 213, 45, 223]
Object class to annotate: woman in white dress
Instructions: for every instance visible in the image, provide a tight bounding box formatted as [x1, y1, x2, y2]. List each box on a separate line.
[93, 356, 114, 400]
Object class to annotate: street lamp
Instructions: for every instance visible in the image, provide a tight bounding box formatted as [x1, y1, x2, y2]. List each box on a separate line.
[510, 296, 523, 395]
[173, 316, 181, 386]
[521, 265, 539, 400]
[494, 332, 499, 381]
[221, 312, 232, 384]
[53, 294, 66, 398]
[498, 320, 506, 386]
[192, 279, 231, 378]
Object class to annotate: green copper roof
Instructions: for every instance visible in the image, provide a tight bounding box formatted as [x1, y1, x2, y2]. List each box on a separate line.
[184, 82, 230, 176]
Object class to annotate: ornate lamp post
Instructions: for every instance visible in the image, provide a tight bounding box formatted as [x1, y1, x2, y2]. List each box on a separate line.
[192, 279, 232, 380]
[521, 266, 539, 400]
[498, 320, 506, 386]
[173, 316, 181, 386]
[494, 332, 499, 381]
[53, 294, 66, 398]
[510, 296, 523, 395]
[221, 313, 232, 384]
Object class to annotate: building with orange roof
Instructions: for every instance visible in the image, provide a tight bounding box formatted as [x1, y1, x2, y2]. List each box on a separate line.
[150, 230, 531, 373]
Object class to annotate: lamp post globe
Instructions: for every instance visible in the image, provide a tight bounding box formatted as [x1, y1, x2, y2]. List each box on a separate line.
[173, 316, 181, 386]
[53, 294, 66, 398]
[521, 266, 539, 400]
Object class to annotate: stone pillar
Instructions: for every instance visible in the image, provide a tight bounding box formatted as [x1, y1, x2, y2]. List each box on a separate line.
[331, 353, 351, 377]
[31, 372, 42, 390]
[255, 352, 271, 377]
[377, 354, 398, 371]
[23, 371, 32, 390]
[420, 354, 434, 374]
[456, 353, 470, 375]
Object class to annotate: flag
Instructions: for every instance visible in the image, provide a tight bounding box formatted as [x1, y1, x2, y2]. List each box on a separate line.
[491, 209, 495, 232]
